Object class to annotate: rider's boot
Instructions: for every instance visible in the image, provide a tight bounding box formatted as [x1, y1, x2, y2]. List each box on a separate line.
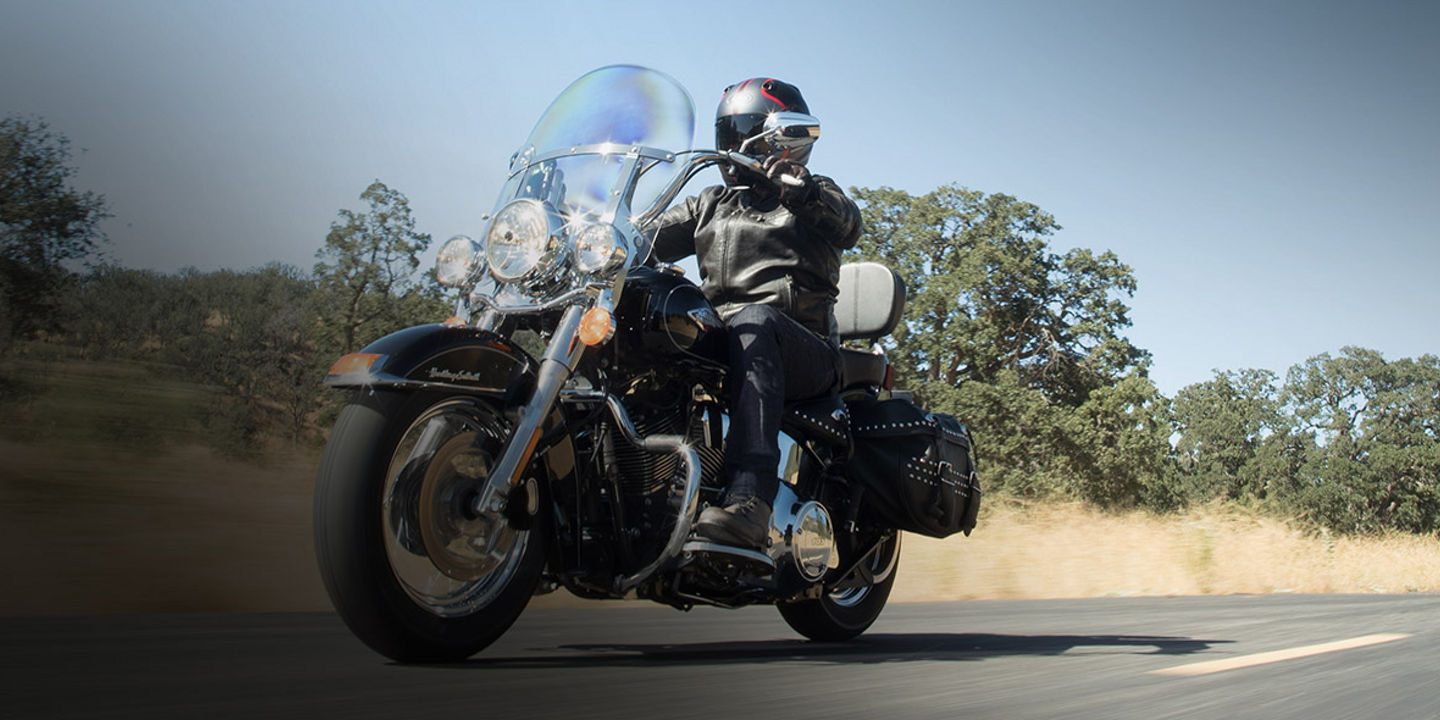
[695, 495, 771, 550]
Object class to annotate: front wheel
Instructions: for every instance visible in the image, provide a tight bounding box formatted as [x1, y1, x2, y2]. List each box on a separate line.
[313, 390, 547, 662]
[778, 532, 900, 641]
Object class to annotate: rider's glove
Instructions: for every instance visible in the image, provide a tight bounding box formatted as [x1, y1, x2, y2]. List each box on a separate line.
[760, 154, 814, 207]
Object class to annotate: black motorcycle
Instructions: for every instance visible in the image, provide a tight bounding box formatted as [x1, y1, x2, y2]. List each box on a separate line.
[313, 65, 980, 662]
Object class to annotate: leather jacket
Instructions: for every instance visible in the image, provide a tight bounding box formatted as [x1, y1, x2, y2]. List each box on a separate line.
[650, 175, 863, 341]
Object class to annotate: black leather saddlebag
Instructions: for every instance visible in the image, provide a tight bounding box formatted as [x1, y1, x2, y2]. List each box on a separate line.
[847, 398, 980, 538]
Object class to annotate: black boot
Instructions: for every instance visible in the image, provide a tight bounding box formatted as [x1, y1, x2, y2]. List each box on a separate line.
[695, 496, 772, 550]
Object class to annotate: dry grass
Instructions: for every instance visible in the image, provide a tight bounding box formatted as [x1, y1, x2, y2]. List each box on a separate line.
[893, 500, 1440, 602]
[2, 440, 1437, 616]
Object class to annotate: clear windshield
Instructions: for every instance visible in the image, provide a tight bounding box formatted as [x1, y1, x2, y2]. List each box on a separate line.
[496, 66, 694, 235]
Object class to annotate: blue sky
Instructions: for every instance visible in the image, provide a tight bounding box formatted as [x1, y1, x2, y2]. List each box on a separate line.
[2, 0, 1436, 396]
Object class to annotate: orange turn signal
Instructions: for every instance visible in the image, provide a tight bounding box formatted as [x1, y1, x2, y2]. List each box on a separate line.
[578, 307, 615, 347]
[328, 353, 383, 376]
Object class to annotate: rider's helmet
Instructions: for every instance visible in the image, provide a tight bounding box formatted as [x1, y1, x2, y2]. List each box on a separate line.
[716, 77, 811, 182]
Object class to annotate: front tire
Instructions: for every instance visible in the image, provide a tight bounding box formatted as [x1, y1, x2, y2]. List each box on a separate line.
[313, 390, 547, 662]
[778, 532, 900, 641]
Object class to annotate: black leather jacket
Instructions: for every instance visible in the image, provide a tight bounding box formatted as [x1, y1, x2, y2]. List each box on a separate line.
[650, 176, 863, 341]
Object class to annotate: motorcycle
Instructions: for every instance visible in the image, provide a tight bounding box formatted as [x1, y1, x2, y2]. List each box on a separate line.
[313, 65, 979, 662]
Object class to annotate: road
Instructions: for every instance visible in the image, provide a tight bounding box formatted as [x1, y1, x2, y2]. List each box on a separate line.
[4, 594, 1436, 719]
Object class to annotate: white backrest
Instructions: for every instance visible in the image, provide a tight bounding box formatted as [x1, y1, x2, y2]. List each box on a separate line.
[835, 262, 906, 340]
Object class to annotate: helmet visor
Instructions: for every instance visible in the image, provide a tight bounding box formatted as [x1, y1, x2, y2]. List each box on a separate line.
[716, 113, 769, 155]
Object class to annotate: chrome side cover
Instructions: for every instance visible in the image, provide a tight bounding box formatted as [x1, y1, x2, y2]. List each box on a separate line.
[768, 433, 839, 581]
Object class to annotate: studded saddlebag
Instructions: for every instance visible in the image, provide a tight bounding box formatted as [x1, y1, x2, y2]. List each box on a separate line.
[847, 398, 980, 538]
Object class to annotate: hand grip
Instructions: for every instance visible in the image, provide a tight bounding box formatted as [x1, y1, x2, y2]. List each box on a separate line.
[723, 151, 803, 188]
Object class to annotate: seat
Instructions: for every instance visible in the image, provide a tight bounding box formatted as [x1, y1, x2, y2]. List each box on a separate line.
[841, 348, 888, 389]
[781, 263, 907, 444]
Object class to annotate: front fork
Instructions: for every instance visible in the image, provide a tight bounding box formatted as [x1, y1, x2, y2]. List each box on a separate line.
[472, 303, 586, 518]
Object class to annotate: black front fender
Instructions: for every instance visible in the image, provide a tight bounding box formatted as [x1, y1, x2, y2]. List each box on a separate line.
[325, 324, 538, 402]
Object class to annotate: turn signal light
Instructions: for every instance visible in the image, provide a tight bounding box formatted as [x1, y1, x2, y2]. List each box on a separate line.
[328, 353, 383, 377]
[578, 307, 615, 347]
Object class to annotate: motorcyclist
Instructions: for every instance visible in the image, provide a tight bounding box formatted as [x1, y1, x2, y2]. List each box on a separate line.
[650, 77, 863, 550]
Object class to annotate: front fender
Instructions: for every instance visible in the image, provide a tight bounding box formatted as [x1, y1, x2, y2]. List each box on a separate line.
[324, 324, 538, 402]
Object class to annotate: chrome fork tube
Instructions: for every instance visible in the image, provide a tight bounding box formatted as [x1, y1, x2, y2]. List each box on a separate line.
[605, 394, 702, 593]
[473, 303, 586, 514]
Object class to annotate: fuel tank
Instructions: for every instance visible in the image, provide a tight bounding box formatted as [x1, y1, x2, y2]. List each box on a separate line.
[613, 266, 727, 368]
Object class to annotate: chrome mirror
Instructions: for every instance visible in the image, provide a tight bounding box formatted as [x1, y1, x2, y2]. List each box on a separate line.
[738, 112, 821, 154]
[764, 111, 820, 149]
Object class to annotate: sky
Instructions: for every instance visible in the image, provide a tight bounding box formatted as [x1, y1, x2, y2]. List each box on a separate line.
[2, 0, 1436, 396]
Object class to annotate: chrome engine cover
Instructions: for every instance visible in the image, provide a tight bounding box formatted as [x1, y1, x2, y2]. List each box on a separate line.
[767, 434, 839, 581]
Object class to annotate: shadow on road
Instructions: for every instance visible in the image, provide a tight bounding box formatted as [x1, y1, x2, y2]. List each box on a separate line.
[450, 633, 1229, 669]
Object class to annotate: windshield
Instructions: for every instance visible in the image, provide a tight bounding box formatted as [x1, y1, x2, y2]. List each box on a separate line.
[496, 66, 695, 235]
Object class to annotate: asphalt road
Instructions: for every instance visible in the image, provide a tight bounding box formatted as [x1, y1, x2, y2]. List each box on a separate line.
[4, 594, 1437, 719]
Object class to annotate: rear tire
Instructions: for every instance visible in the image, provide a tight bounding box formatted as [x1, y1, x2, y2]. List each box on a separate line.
[778, 533, 900, 641]
[313, 390, 547, 662]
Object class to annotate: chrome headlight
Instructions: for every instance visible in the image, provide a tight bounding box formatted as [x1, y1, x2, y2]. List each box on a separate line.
[485, 199, 561, 282]
[435, 234, 481, 287]
[572, 223, 628, 274]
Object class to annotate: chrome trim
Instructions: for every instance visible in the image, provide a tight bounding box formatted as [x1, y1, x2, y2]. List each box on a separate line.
[469, 286, 593, 315]
[474, 308, 500, 331]
[606, 393, 703, 593]
[381, 399, 528, 617]
[324, 375, 511, 396]
[767, 483, 837, 581]
[681, 540, 775, 569]
[828, 531, 901, 606]
[514, 143, 677, 173]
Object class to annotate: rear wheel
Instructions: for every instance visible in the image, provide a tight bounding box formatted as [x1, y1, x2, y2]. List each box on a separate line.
[313, 390, 547, 662]
[778, 532, 900, 641]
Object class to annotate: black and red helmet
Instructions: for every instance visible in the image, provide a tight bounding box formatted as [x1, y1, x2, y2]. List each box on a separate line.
[716, 77, 812, 165]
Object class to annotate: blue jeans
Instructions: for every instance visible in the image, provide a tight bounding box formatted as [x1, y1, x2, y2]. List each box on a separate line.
[723, 305, 842, 502]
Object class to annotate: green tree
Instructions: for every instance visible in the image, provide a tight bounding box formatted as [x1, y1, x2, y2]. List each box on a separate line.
[175, 264, 321, 450]
[947, 369, 1077, 499]
[69, 264, 177, 357]
[849, 184, 1166, 507]
[1272, 348, 1440, 534]
[1068, 372, 1174, 509]
[0, 116, 109, 344]
[313, 181, 443, 354]
[1171, 368, 1284, 503]
[848, 185, 1146, 408]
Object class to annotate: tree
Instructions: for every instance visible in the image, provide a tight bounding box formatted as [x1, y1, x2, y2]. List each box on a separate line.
[313, 181, 443, 354]
[946, 369, 1077, 499]
[1271, 348, 1440, 534]
[0, 116, 109, 344]
[847, 185, 1147, 408]
[68, 264, 176, 357]
[1068, 372, 1174, 509]
[1171, 368, 1284, 503]
[847, 184, 1169, 507]
[174, 264, 322, 451]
